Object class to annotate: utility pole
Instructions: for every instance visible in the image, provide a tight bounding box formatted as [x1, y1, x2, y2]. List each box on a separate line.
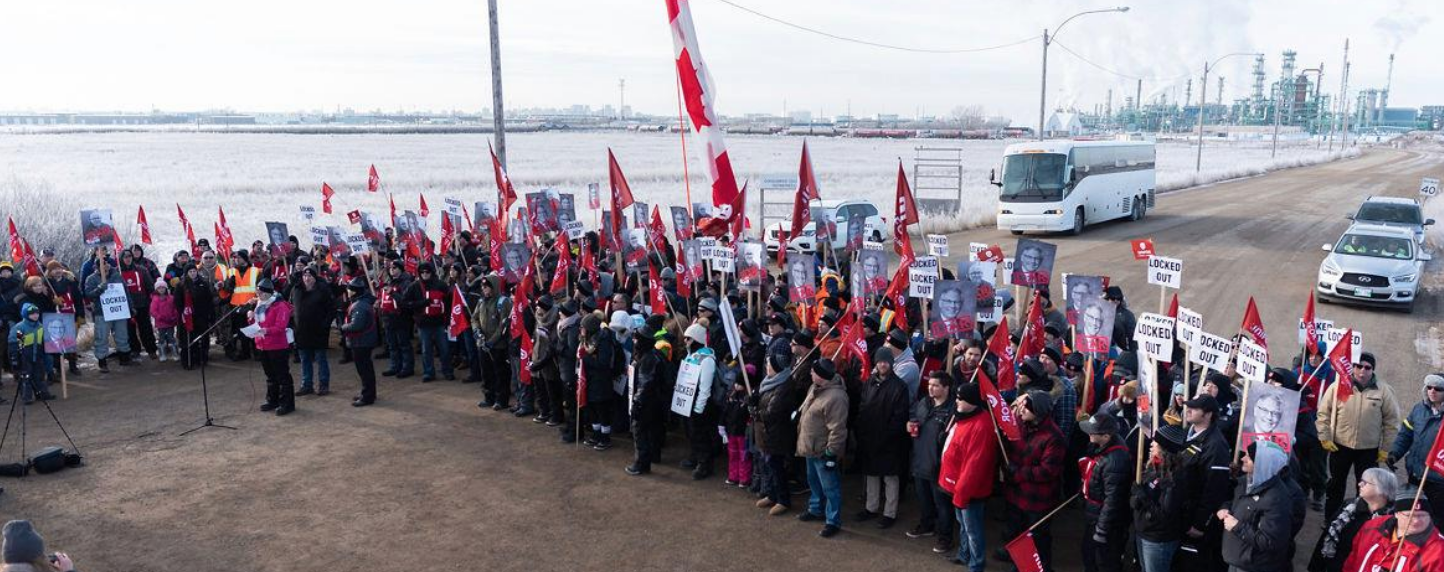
[1330, 39, 1348, 152]
[1038, 28, 1049, 140]
[487, 0, 507, 168]
[618, 78, 626, 121]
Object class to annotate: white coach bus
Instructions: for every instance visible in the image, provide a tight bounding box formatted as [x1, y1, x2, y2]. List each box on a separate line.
[992, 139, 1156, 235]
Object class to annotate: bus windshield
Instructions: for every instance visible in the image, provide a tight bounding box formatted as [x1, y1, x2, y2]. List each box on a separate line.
[1000, 153, 1068, 202]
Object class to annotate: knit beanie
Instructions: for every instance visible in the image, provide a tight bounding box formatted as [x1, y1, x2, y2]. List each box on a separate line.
[955, 382, 984, 407]
[2, 520, 44, 564]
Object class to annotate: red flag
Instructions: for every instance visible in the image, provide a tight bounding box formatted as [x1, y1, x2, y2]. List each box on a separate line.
[488, 219, 504, 273]
[321, 182, 335, 214]
[608, 149, 635, 248]
[667, 0, 743, 229]
[576, 342, 588, 408]
[518, 329, 534, 387]
[1167, 293, 1179, 319]
[176, 204, 197, 255]
[978, 244, 1004, 263]
[788, 141, 821, 243]
[137, 206, 153, 245]
[647, 206, 669, 252]
[728, 181, 748, 241]
[213, 222, 230, 260]
[1328, 329, 1355, 403]
[775, 230, 790, 270]
[1302, 293, 1320, 356]
[367, 164, 381, 193]
[1426, 419, 1444, 478]
[439, 211, 455, 255]
[674, 249, 692, 298]
[882, 263, 910, 327]
[182, 286, 195, 332]
[217, 207, 234, 254]
[449, 285, 470, 338]
[979, 367, 1022, 441]
[579, 243, 600, 294]
[6, 218, 23, 263]
[389, 193, 399, 228]
[1129, 238, 1155, 260]
[893, 162, 918, 262]
[1017, 293, 1046, 361]
[20, 241, 39, 278]
[419, 193, 430, 218]
[1240, 296, 1267, 350]
[510, 262, 535, 340]
[986, 316, 1017, 392]
[1005, 531, 1045, 572]
[838, 316, 870, 374]
[648, 261, 666, 315]
[489, 142, 517, 220]
[551, 235, 572, 294]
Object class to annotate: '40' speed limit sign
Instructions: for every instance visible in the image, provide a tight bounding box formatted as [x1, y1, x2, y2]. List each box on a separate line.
[1421, 177, 1439, 198]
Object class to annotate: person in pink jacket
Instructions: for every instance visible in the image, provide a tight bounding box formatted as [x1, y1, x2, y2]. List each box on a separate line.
[250, 279, 296, 416]
[937, 382, 1001, 571]
[149, 278, 180, 362]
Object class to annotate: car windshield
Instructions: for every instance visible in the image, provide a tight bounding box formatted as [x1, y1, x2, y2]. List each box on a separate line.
[1355, 203, 1422, 225]
[1000, 153, 1067, 202]
[1334, 234, 1414, 260]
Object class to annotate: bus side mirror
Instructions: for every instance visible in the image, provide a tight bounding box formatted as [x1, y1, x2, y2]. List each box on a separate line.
[988, 168, 1001, 187]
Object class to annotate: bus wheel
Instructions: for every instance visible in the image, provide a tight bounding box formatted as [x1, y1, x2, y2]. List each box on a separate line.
[1069, 209, 1085, 235]
[1010, 230, 1024, 236]
[1129, 198, 1143, 221]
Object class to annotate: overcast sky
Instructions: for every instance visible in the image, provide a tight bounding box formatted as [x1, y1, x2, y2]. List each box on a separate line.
[1, 0, 1436, 123]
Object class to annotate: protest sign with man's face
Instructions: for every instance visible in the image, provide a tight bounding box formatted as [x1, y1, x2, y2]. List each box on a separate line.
[557, 194, 577, 227]
[671, 206, 694, 242]
[42, 312, 77, 354]
[1065, 275, 1105, 325]
[789, 258, 814, 302]
[737, 242, 764, 291]
[929, 279, 977, 340]
[80, 208, 117, 247]
[681, 239, 704, 281]
[1241, 383, 1300, 453]
[266, 222, 291, 255]
[859, 250, 888, 295]
[623, 228, 649, 272]
[1011, 239, 1057, 286]
[1075, 294, 1114, 354]
[500, 243, 530, 284]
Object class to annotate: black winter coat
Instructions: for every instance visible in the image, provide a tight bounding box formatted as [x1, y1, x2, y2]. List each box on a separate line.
[1083, 437, 1132, 536]
[1221, 474, 1295, 572]
[581, 328, 618, 403]
[291, 284, 334, 350]
[1131, 468, 1187, 542]
[753, 375, 798, 456]
[630, 345, 667, 418]
[1181, 424, 1235, 533]
[854, 372, 911, 475]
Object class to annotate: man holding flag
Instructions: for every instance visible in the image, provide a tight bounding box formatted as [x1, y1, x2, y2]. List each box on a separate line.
[1388, 373, 1444, 523]
[1317, 350, 1403, 519]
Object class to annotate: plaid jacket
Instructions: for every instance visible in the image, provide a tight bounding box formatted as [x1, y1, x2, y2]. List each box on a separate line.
[1004, 417, 1066, 513]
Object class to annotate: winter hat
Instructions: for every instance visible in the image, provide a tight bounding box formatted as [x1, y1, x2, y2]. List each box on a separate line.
[1155, 424, 1188, 454]
[1079, 413, 1120, 436]
[1395, 485, 1430, 512]
[812, 358, 837, 380]
[791, 331, 815, 349]
[698, 298, 719, 313]
[1183, 394, 1220, 414]
[535, 296, 554, 311]
[955, 382, 984, 407]
[346, 277, 368, 291]
[887, 329, 909, 350]
[660, 267, 676, 280]
[256, 279, 275, 294]
[1024, 389, 1054, 420]
[1267, 367, 1299, 390]
[1018, 359, 1050, 389]
[580, 297, 598, 313]
[862, 315, 880, 332]
[609, 311, 631, 334]
[767, 312, 789, 327]
[154, 277, 169, 292]
[768, 352, 790, 373]
[739, 319, 760, 339]
[19, 303, 38, 319]
[2, 520, 44, 564]
[1358, 351, 1377, 369]
[684, 324, 708, 346]
[874, 347, 895, 366]
[559, 299, 579, 316]
[1424, 373, 1444, 393]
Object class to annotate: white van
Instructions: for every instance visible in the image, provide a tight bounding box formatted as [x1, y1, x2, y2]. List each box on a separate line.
[993, 139, 1156, 235]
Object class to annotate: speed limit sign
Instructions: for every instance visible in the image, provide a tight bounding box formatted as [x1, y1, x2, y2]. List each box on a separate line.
[1422, 177, 1440, 197]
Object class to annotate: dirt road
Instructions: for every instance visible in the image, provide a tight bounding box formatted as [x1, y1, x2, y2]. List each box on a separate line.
[0, 148, 1437, 572]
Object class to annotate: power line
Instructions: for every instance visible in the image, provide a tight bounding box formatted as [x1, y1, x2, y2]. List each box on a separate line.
[1051, 39, 1192, 83]
[709, 0, 1040, 54]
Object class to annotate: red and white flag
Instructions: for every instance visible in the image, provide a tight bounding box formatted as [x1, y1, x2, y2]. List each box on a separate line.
[894, 162, 919, 263]
[489, 141, 517, 221]
[728, 181, 748, 241]
[1005, 531, 1045, 572]
[1426, 420, 1444, 478]
[1240, 296, 1267, 350]
[551, 235, 572, 294]
[6, 218, 23, 263]
[608, 149, 636, 249]
[882, 263, 910, 327]
[367, 164, 381, 193]
[217, 207, 234, 254]
[666, 0, 742, 229]
[979, 367, 1022, 441]
[137, 206, 153, 245]
[1302, 293, 1320, 356]
[648, 261, 666, 315]
[1328, 328, 1355, 403]
[576, 342, 588, 408]
[977, 244, 1004, 263]
[419, 193, 430, 218]
[986, 316, 1017, 392]
[449, 285, 470, 339]
[176, 204, 197, 255]
[1130, 238, 1155, 260]
[788, 141, 821, 243]
[389, 193, 399, 228]
[321, 182, 335, 214]
[518, 329, 534, 387]
[838, 315, 871, 374]
[1017, 293, 1046, 361]
[439, 210, 455, 255]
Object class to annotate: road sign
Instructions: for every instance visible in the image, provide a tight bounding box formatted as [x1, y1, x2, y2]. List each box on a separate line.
[1421, 177, 1439, 197]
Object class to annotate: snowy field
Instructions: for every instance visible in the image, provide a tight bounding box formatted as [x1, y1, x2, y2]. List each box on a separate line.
[0, 130, 1356, 262]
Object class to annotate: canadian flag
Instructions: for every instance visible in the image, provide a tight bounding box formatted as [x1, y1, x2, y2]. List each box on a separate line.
[893, 162, 919, 263]
[666, 0, 743, 229]
[137, 206, 153, 245]
[448, 285, 469, 339]
[321, 182, 335, 214]
[367, 164, 381, 193]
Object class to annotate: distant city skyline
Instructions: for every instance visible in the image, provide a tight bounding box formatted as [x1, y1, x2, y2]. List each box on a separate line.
[1, 1, 1437, 122]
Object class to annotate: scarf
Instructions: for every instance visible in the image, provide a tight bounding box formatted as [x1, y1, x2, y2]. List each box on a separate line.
[1320, 498, 1390, 559]
[759, 366, 792, 395]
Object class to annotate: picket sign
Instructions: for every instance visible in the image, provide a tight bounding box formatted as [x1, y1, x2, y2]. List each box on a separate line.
[1133, 313, 1176, 363]
[299, 205, 317, 223]
[670, 359, 702, 417]
[909, 256, 939, 298]
[1176, 307, 1204, 346]
[1297, 318, 1334, 345]
[1189, 331, 1234, 376]
[926, 235, 949, 257]
[1236, 338, 1269, 385]
[969, 242, 988, 261]
[1324, 327, 1363, 363]
[345, 233, 370, 253]
[99, 283, 131, 322]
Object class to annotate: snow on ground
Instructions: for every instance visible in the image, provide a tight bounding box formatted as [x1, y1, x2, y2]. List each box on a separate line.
[0, 130, 1355, 261]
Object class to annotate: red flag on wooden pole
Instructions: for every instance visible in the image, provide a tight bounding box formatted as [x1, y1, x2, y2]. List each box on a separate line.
[367, 164, 381, 193]
[1327, 329, 1355, 403]
[1240, 296, 1267, 350]
[788, 141, 820, 243]
[893, 161, 918, 263]
[321, 182, 335, 214]
[137, 206, 153, 245]
[1005, 532, 1045, 572]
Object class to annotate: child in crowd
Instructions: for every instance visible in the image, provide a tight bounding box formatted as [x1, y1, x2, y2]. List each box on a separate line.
[150, 279, 180, 361]
[723, 370, 752, 488]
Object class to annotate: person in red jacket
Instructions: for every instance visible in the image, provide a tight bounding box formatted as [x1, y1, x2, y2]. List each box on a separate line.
[1342, 487, 1444, 572]
[1001, 389, 1066, 572]
[938, 382, 1000, 571]
[250, 279, 296, 416]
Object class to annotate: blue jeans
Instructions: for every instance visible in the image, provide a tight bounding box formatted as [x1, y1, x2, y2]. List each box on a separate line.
[298, 348, 330, 391]
[92, 317, 131, 359]
[1137, 539, 1179, 572]
[455, 329, 481, 380]
[416, 325, 451, 378]
[955, 500, 986, 571]
[805, 457, 842, 527]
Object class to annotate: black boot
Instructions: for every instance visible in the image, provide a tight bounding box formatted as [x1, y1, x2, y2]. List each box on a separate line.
[98, 358, 109, 373]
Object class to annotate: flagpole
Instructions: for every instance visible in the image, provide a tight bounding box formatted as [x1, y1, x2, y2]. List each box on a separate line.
[674, 74, 695, 220]
[1232, 376, 1253, 463]
[1390, 427, 1444, 570]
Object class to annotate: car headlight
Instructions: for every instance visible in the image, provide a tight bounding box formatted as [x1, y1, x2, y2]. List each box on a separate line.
[803, 229, 815, 237]
[1043, 209, 1062, 215]
[1392, 273, 1417, 283]
[1000, 209, 1013, 215]
[1319, 260, 1342, 277]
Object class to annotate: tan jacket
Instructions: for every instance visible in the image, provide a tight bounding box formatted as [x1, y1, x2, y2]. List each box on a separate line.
[795, 374, 849, 459]
[1316, 375, 1401, 450]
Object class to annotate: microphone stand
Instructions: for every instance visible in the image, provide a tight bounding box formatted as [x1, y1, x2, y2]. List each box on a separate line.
[180, 303, 246, 436]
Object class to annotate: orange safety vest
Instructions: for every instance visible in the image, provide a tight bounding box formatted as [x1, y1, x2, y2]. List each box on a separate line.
[230, 267, 261, 306]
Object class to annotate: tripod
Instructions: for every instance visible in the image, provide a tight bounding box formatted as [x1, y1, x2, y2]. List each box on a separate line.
[0, 348, 83, 474]
[179, 303, 245, 436]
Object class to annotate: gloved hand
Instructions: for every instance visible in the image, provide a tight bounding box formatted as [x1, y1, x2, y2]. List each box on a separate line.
[1377, 450, 1391, 465]
[822, 451, 838, 471]
[1321, 440, 1339, 453]
[1092, 530, 1107, 544]
[1385, 453, 1399, 469]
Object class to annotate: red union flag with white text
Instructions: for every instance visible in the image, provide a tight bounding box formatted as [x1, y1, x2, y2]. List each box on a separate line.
[666, 0, 742, 227]
[1005, 531, 1045, 572]
[1426, 422, 1444, 478]
[894, 162, 918, 262]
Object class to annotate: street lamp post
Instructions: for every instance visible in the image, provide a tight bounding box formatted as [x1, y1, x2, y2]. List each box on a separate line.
[1038, 7, 1130, 141]
[1195, 52, 1262, 172]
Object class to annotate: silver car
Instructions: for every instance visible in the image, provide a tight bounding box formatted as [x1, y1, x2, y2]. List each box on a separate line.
[1317, 223, 1431, 312]
[1348, 196, 1435, 245]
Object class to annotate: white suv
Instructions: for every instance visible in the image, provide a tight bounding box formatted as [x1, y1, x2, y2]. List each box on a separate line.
[763, 199, 887, 255]
[1317, 223, 1431, 312]
[1349, 196, 1435, 245]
